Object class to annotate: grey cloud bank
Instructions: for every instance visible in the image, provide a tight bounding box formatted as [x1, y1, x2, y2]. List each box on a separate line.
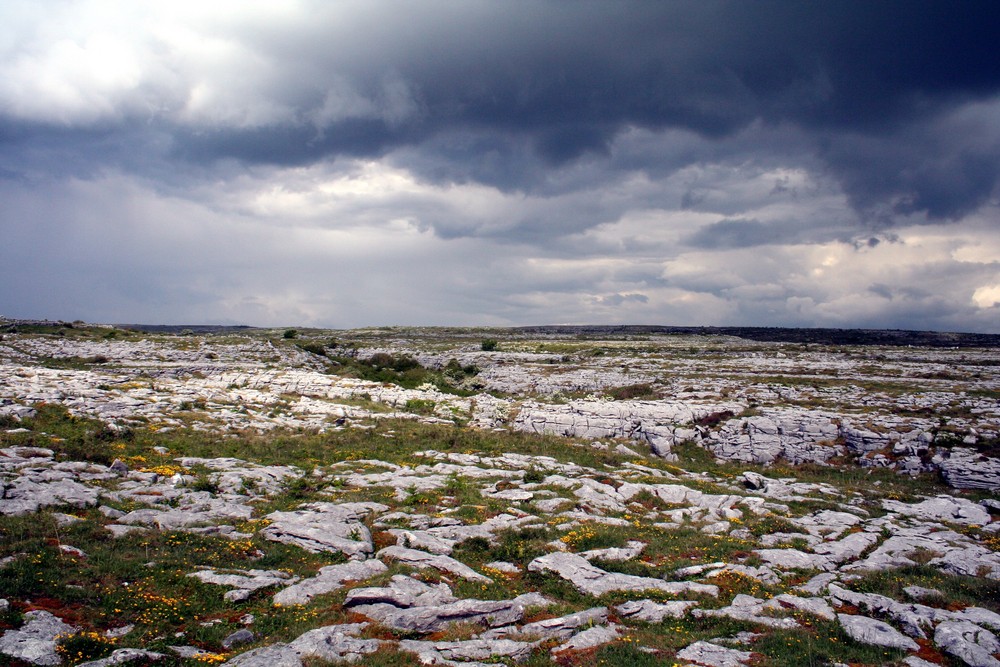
[1, 0, 998, 331]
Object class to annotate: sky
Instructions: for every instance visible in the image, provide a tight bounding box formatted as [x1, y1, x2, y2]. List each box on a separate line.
[1, 1, 999, 332]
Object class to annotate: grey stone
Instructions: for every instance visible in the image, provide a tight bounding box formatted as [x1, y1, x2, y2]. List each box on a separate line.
[904, 658, 942, 667]
[0, 610, 77, 665]
[518, 607, 609, 640]
[76, 649, 166, 667]
[261, 502, 388, 558]
[615, 599, 698, 622]
[903, 586, 944, 602]
[528, 552, 718, 598]
[188, 568, 298, 598]
[288, 623, 381, 662]
[377, 545, 492, 582]
[939, 450, 1000, 491]
[484, 561, 520, 574]
[273, 560, 387, 606]
[762, 594, 835, 621]
[344, 577, 456, 609]
[837, 614, 919, 651]
[579, 540, 645, 562]
[0, 477, 100, 515]
[694, 595, 799, 629]
[222, 629, 255, 649]
[754, 548, 833, 572]
[675, 640, 754, 667]
[223, 623, 380, 667]
[740, 472, 769, 491]
[398, 638, 534, 664]
[349, 597, 525, 634]
[934, 621, 1000, 667]
[551, 624, 623, 655]
[883, 495, 991, 526]
[221, 644, 304, 667]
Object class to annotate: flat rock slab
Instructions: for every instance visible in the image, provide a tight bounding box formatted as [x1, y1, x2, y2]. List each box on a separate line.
[398, 639, 534, 664]
[189, 568, 299, 594]
[77, 649, 166, 667]
[838, 613, 920, 651]
[934, 621, 1000, 667]
[262, 502, 388, 558]
[883, 496, 991, 526]
[349, 598, 525, 634]
[695, 594, 799, 630]
[223, 623, 380, 667]
[754, 547, 834, 572]
[552, 624, 623, 655]
[0, 610, 77, 666]
[488, 607, 609, 641]
[0, 477, 100, 515]
[676, 640, 754, 667]
[377, 545, 492, 582]
[615, 599, 699, 622]
[273, 560, 387, 606]
[528, 552, 719, 598]
[344, 574, 457, 609]
[938, 450, 1000, 491]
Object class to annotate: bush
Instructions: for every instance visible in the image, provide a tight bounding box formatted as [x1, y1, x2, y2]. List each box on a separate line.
[480, 339, 498, 352]
[404, 398, 436, 415]
[283, 329, 298, 339]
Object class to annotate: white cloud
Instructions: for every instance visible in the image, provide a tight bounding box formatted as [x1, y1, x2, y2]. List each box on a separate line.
[973, 285, 1000, 309]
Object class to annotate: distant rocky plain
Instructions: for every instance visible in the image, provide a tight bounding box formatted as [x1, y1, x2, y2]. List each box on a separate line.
[1, 318, 999, 667]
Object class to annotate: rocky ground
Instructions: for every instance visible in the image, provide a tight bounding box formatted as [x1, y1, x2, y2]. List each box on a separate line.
[0, 319, 998, 666]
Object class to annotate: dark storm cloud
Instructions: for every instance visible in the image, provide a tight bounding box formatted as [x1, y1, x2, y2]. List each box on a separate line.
[5, 0, 998, 224]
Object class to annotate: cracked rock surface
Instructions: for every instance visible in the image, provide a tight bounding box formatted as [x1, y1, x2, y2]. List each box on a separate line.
[1, 322, 999, 666]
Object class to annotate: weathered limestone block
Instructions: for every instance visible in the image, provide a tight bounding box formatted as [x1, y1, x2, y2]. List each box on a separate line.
[348, 597, 526, 634]
[706, 410, 843, 465]
[188, 568, 299, 602]
[377, 545, 492, 582]
[551, 624, 623, 655]
[837, 614, 919, 651]
[273, 560, 388, 606]
[938, 449, 1000, 491]
[884, 495, 991, 526]
[0, 610, 77, 666]
[676, 640, 754, 667]
[528, 552, 718, 598]
[1, 477, 100, 515]
[222, 623, 381, 666]
[934, 621, 1000, 667]
[76, 649, 166, 667]
[694, 595, 799, 629]
[397, 638, 534, 664]
[262, 502, 388, 558]
[615, 599, 698, 622]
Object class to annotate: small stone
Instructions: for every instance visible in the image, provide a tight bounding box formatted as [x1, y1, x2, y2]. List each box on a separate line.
[222, 629, 254, 649]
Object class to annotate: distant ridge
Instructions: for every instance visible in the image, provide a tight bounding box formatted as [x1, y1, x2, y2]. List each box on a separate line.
[513, 325, 1000, 348]
[118, 324, 257, 334]
[2, 318, 997, 347]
